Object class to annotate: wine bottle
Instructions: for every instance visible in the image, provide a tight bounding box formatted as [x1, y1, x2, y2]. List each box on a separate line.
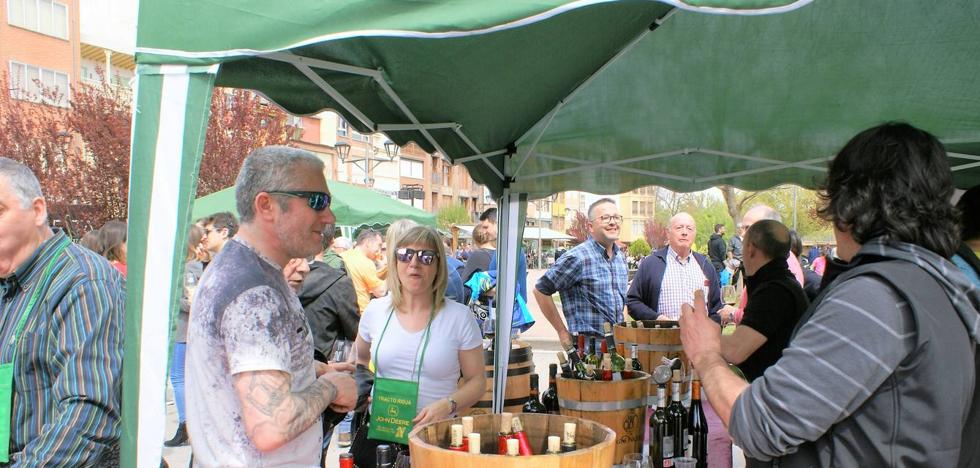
[630, 343, 643, 372]
[498, 412, 514, 455]
[376, 444, 394, 468]
[603, 322, 626, 379]
[564, 345, 596, 380]
[599, 340, 612, 380]
[511, 416, 533, 455]
[461, 416, 473, 452]
[688, 371, 708, 467]
[572, 332, 581, 358]
[557, 352, 573, 378]
[541, 364, 560, 414]
[546, 435, 561, 454]
[577, 333, 586, 360]
[523, 374, 549, 413]
[449, 423, 466, 451]
[560, 422, 577, 453]
[506, 438, 520, 456]
[585, 337, 601, 372]
[636, 320, 645, 329]
[467, 432, 481, 454]
[666, 370, 688, 463]
[339, 452, 354, 468]
[649, 384, 670, 468]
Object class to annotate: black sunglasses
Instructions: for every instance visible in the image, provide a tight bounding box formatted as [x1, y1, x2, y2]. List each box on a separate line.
[396, 248, 437, 265]
[267, 190, 331, 211]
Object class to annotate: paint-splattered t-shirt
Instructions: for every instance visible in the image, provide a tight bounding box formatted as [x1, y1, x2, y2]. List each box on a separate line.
[186, 237, 320, 467]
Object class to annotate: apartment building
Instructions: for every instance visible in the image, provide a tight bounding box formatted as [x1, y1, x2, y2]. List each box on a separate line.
[619, 185, 657, 242]
[2, 0, 79, 106]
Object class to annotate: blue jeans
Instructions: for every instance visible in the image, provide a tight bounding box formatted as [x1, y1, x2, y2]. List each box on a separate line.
[170, 342, 186, 423]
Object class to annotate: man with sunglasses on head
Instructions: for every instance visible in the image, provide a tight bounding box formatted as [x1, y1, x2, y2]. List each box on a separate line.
[186, 146, 356, 468]
[534, 198, 629, 348]
[201, 211, 238, 259]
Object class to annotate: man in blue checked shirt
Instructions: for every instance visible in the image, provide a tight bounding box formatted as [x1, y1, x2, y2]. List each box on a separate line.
[534, 198, 628, 347]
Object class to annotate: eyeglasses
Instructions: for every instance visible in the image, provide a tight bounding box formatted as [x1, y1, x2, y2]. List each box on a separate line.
[395, 248, 437, 265]
[267, 190, 331, 211]
[593, 214, 623, 224]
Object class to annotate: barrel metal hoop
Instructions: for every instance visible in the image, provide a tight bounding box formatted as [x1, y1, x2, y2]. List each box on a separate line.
[622, 342, 683, 352]
[484, 366, 532, 378]
[558, 397, 646, 411]
[471, 397, 528, 408]
[483, 345, 533, 365]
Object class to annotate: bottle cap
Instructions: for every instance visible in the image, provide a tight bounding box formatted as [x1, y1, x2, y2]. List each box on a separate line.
[461, 416, 473, 435]
[563, 422, 576, 444]
[549, 363, 557, 375]
[500, 412, 513, 432]
[672, 369, 681, 381]
[451, 424, 463, 446]
[557, 352, 568, 364]
[376, 445, 393, 464]
[603, 322, 612, 333]
[511, 416, 524, 433]
[506, 437, 519, 456]
[467, 433, 481, 454]
[548, 435, 561, 453]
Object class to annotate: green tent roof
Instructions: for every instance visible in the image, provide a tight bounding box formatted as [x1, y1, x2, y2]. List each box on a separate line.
[136, 0, 980, 197]
[192, 180, 435, 227]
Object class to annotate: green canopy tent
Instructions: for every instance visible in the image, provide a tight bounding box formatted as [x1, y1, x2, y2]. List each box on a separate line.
[126, 1, 980, 465]
[190, 180, 436, 227]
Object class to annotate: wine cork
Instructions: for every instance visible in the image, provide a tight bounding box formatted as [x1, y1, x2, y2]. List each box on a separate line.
[547, 435, 561, 454]
[506, 438, 519, 456]
[450, 424, 463, 447]
[563, 422, 576, 444]
[500, 412, 513, 433]
[461, 416, 473, 436]
[467, 433, 481, 454]
[511, 416, 524, 433]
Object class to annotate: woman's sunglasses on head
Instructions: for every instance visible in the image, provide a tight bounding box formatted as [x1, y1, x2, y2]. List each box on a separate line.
[396, 248, 437, 265]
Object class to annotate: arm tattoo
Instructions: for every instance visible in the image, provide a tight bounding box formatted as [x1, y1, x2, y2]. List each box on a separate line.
[236, 371, 337, 446]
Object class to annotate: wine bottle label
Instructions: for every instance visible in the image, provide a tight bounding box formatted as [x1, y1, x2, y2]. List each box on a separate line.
[662, 436, 673, 458]
[686, 434, 692, 457]
[683, 429, 689, 455]
[462, 416, 473, 436]
[563, 422, 576, 444]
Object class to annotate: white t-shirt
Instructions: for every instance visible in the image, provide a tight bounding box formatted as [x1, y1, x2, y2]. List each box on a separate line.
[359, 296, 482, 412]
[186, 238, 321, 467]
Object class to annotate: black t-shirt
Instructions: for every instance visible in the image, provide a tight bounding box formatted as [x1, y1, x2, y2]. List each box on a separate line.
[738, 259, 809, 382]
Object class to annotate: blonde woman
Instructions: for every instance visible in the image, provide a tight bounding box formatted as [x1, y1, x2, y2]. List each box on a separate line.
[351, 226, 484, 464]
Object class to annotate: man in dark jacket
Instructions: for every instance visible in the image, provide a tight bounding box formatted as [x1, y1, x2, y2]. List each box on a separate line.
[297, 257, 360, 363]
[720, 220, 808, 382]
[627, 212, 723, 322]
[708, 223, 727, 275]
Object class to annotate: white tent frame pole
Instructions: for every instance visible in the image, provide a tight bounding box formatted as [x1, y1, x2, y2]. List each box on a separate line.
[698, 149, 826, 172]
[520, 149, 692, 181]
[377, 122, 458, 131]
[492, 187, 523, 413]
[952, 160, 980, 172]
[693, 155, 833, 183]
[291, 62, 376, 129]
[455, 149, 508, 163]
[453, 124, 483, 155]
[947, 152, 980, 161]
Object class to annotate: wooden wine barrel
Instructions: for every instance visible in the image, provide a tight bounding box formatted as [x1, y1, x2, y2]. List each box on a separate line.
[408, 413, 615, 467]
[462, 342, 533, 416]
[556, 371, 650, 465]
[615, 320, 688, 399]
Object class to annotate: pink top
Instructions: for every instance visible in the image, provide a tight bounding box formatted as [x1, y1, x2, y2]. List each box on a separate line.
[111, 260, 127, 278]
[811, 256, 827, 276]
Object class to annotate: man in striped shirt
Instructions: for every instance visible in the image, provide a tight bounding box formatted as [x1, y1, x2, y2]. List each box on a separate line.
[680, 123, 980, 467]
[0, 158, 125, 466]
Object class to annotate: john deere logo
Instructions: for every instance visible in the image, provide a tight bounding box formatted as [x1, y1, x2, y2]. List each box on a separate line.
[388, 406, 399, 417]
[623, 412, 637, 432]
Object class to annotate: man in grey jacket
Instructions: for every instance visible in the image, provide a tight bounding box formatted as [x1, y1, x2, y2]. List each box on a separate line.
[680, 123, 980, 467]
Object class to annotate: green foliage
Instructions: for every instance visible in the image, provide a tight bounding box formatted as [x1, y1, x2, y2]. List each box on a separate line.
[627, 238, 651, 258]
[436, 203, 472, 229]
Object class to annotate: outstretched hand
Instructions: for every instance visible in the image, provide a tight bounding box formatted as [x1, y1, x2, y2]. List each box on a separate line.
[679, 289, 722, 370]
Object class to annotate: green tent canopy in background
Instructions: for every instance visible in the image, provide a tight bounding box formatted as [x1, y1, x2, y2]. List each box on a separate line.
[124, 1, 980, 465]
[191, 180, 436, 227]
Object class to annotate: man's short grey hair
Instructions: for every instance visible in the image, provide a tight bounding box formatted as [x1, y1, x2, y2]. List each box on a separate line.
[235, 146, 324, 223]
[0, 157, 43, 208]
[587, 197, 617, 219]
[332, 236, 352, 250]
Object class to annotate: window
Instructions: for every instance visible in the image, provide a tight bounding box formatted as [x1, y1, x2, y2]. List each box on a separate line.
[632, 200, 639, 215]
[9, 61, 69, 106]
[633, 220, 643, 235]
[442, 165, 450, 186]
[351, 131, 370, 143]
[399, 158, 424, 179]
[7, 0, 68, 39]
[337, 118, 348, 137]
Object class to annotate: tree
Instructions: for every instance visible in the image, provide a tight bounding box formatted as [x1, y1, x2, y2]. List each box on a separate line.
[436, 203, 471, 230]
[627, 238, 651, 258]
[720, 185, 831, 240]
[565, 210, 590, 245]
[0, 69, 294, 236]
[643, 219, 669, 250]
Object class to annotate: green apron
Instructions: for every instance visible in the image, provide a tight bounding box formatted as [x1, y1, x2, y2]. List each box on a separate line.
[368, 306, 434, 445]
[0, 238, 69, 462]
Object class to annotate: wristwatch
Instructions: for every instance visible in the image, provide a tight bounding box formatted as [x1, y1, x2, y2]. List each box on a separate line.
[447, 396, 458, 414]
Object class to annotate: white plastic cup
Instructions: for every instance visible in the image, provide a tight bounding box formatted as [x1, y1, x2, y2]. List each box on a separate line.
[673, 457, 697, 468]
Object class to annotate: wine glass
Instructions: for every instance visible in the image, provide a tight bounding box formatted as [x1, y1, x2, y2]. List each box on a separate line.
[722, 285, 738, 306]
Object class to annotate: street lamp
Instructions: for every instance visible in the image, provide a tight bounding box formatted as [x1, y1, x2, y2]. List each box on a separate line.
[333, 137, 401, 187]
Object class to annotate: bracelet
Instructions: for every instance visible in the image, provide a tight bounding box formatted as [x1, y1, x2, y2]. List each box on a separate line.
[447, 396, 458, 414]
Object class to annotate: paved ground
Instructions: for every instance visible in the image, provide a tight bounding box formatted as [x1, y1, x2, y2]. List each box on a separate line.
[162, 269, 742, 467]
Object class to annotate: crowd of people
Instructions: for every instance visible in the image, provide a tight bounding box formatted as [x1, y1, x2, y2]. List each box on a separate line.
[0, 121, 977, 467]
